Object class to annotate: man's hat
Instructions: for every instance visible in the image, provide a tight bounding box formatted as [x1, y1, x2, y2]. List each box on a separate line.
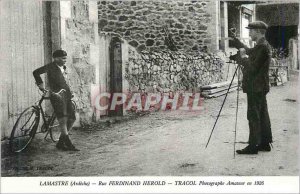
[246, 21, 268, 30]
[53, 49, 67, 58]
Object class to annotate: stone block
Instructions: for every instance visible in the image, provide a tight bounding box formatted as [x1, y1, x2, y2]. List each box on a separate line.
[89, 1, 98, 22]
[146, 39, 154, 46]
[175, 23, 185, 29]
[60, 1, 71, 19]
[108, 4, 116, 10]
[131, 1, 137, 6]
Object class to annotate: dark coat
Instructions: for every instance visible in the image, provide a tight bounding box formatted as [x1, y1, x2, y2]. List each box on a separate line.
[234, 37, 272, 94]
[33, 62, 72, 98]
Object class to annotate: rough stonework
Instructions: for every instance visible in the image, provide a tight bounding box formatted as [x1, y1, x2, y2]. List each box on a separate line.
[61, 1, 224, 121]
[62, 1, 98, 124]
[125, 47, 225, 93]
[98, 0, 218, 53]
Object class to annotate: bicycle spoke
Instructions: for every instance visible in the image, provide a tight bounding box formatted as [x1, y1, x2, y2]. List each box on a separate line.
[10, 107, 39, 153]
[49, 114, 61, 142]
[20, 111, 34, 131]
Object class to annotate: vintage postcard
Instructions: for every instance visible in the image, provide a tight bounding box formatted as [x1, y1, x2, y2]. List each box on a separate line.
[1, 0, 299, 193]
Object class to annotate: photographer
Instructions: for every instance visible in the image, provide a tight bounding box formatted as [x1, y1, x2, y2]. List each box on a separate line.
[231, 21, 273, 154]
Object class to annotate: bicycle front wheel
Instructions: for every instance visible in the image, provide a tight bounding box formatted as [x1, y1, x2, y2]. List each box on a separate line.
[10, 106, 40, 153]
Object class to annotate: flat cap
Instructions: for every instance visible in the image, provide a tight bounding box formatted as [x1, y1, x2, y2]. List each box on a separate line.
[246, 21, 268, 30]
[53, 49, 67, 58]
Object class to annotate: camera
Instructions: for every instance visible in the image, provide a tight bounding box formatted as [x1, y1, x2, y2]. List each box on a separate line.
[229, 51, 240, 61]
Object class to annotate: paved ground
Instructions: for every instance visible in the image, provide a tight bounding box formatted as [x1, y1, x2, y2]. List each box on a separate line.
[1, 73, 299, 176]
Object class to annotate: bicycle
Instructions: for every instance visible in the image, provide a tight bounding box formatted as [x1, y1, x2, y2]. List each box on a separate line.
[9, 89, 77, 153]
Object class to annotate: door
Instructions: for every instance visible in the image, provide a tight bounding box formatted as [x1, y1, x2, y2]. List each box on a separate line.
[108, 37, 123, 116]
[0, 1, 46, 139]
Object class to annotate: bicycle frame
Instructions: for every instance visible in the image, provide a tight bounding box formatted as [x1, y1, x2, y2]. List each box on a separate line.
[37, 89, 71, 141]
[9, 89, 70, 152]
[38, 96, 54, 133]
[37, 88, 66, 133]
[36, 89, 65, 140]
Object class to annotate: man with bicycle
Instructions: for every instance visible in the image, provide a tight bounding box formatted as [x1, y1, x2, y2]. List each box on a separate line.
[33, 49, 79, 151]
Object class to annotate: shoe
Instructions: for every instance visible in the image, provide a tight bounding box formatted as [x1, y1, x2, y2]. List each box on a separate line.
[258, 143, 271, 151]
[56, 137, 68, 151]
[236, 145, 258, 154]
[56, 142, 68, 150]
[63, 135, 80, 151]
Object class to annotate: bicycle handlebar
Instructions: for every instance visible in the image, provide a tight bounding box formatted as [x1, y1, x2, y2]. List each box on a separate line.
[37, 89, 67, 106]
[42, 89, 66, 95]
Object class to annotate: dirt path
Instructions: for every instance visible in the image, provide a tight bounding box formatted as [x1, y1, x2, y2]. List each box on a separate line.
[1, 74, 298, 176]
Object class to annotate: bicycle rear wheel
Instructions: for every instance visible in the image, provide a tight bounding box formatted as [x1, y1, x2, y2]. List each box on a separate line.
[49, 100, 77, 142]
[49, 114, 61, 142]
[10, 106, 40, 153]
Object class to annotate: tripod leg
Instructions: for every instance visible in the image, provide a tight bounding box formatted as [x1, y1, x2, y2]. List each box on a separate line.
[233, 66, 240, 158]
[205, 64, 239, 148]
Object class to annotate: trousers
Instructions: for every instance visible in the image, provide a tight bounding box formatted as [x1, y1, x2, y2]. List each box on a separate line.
[50, 92, 76, 120]
[247, 92, 272, 145]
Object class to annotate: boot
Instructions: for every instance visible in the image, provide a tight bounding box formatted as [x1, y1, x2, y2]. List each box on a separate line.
[236, 145, 258, 154]
[63, 135, 80, 151]
[56, 135, 68, 151]
[258, 143, 271, 151]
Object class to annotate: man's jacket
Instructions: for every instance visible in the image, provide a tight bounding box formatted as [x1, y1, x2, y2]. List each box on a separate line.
[233, 37, 272, 94]
[33, 62, 72, 98]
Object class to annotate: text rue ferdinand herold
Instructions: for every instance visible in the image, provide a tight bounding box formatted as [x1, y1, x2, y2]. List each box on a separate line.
[39, 180, 264, 187]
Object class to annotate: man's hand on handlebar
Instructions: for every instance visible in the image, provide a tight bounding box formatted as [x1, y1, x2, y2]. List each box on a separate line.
[37, 84, 66, 96]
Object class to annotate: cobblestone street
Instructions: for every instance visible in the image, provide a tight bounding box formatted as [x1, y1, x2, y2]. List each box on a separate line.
[1, 73, 299, 176]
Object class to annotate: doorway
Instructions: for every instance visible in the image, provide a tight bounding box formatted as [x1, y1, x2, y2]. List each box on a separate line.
[109, 37, 123, 116]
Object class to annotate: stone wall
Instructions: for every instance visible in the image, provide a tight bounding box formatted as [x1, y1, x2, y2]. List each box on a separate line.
[59, 0, 224, 120]
[60, 1, 99, 124]
[98, 0, 219, 53]
[125, 46, 225, 93]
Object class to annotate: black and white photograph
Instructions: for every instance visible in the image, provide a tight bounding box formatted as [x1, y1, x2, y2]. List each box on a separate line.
[0, 0, 299, 193]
